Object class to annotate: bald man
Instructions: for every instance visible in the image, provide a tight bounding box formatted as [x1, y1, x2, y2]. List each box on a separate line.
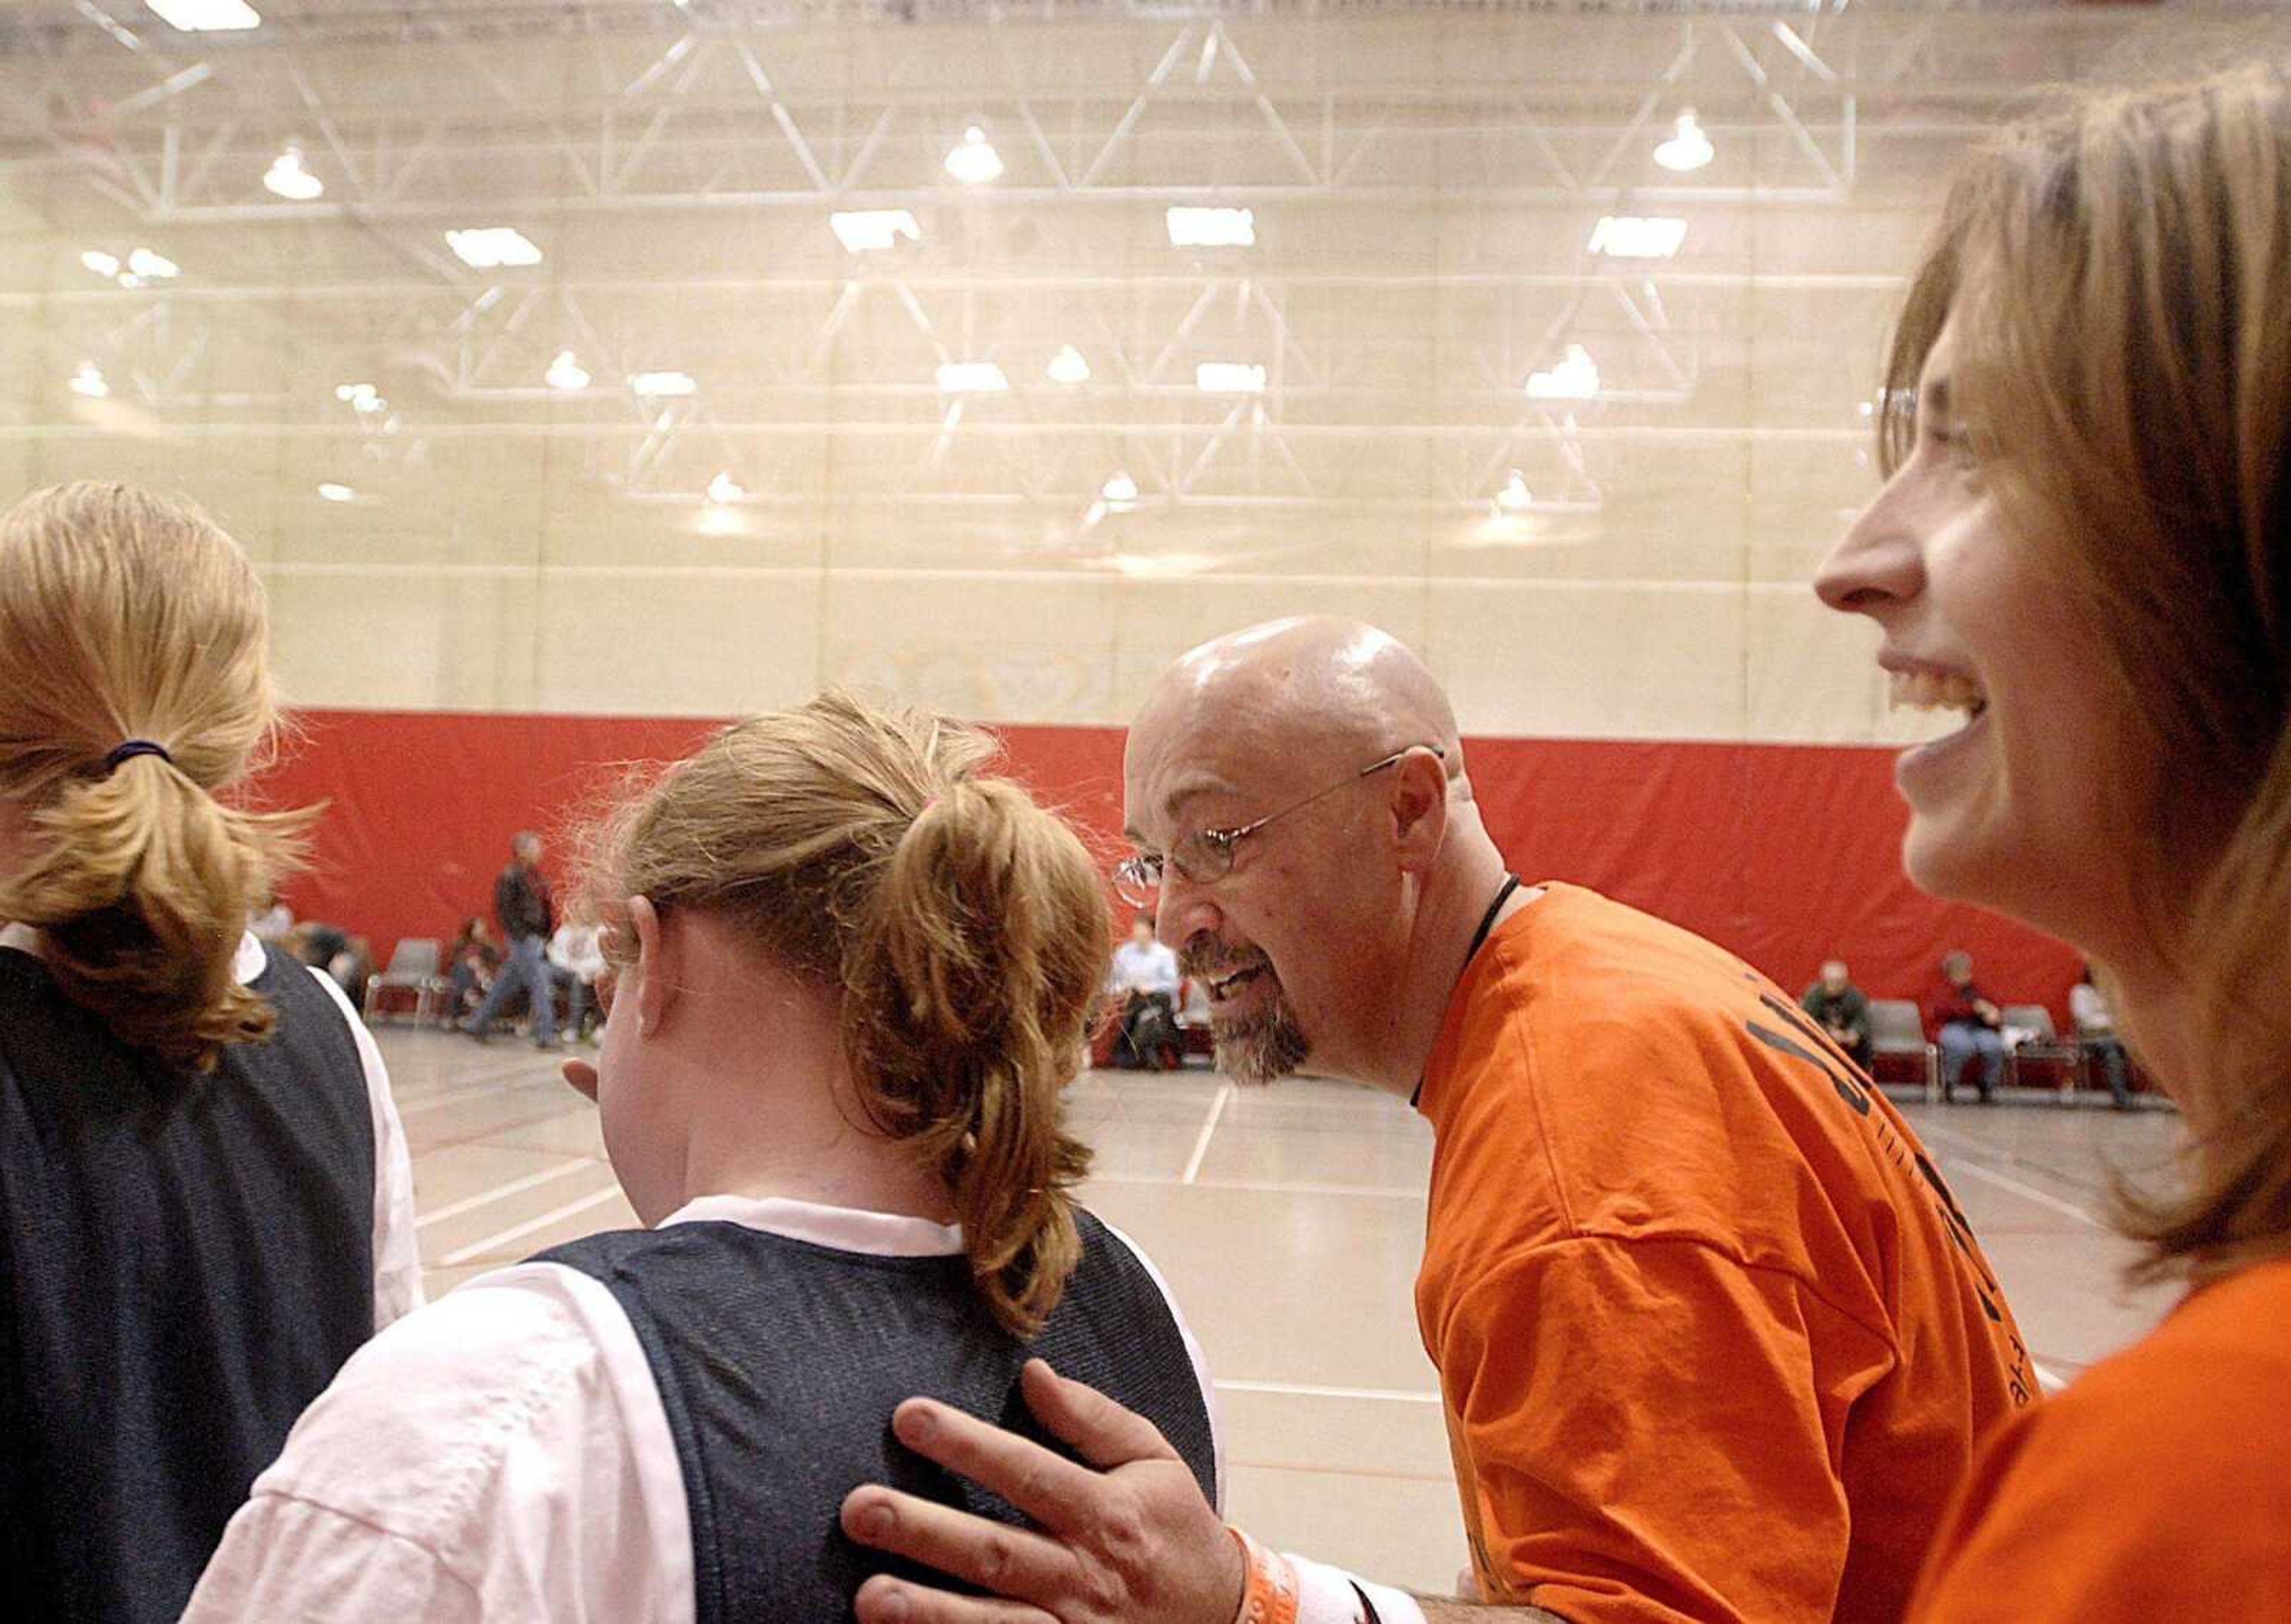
[841, 619, 2035, 1624]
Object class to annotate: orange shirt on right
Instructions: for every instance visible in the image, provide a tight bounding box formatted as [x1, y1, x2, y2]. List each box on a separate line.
[1909, 1254, 2291, 1622]
[1415, 885, 2035, 1624]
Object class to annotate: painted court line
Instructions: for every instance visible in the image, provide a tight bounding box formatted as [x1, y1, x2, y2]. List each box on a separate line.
[1180, 1084, 1234, 1185]
[1215, 1378, 1442, 1406]
[393, 1067, 554, 1117]
[415, 1157, 596, 1230]
[1915, 1121, 2115, 1201]
[1940, 1157, 2109, 1231]
[440, 1183, 624, 1267]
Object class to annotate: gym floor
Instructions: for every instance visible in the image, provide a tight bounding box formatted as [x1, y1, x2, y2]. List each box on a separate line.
[385, 1028, 2182, 1595]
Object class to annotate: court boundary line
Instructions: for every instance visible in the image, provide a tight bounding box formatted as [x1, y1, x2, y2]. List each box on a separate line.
[1938, 1157, 2109, 1231]
[1181, 1084, 1234, 1184]
[439, 1184, 624, 1266]
[416, 1157, 597, 1230]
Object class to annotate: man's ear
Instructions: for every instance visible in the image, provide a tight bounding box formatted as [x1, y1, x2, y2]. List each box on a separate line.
[1388, 747, 1450, 872]
[628, 895, 683, 1038]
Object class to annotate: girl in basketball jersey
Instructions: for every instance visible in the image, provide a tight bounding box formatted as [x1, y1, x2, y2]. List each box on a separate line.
[1815, 64, 2291, 1622]
[0, 482, 421, 1624]
[187, 693, 1219, 1622]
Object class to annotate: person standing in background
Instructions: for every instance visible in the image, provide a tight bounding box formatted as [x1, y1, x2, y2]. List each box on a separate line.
[1802, 958, 1875, 1072]
[465, 831, 557, 1047]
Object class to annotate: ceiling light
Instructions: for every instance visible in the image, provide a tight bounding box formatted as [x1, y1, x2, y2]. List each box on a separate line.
[263, 145, 324, 202]
[1166, 206, 1256, 249]
[935, 361, 1009, 394]
[1587, 215, 1688, 260]
[545, 350, 590, 391]
[1654, 110, 1715, 174]
[706, 471, 745, 505]
[335, 382, 385, 412]
[829, 209, 921, 254]
[446, 227, 544, 269]
[79, 249, 121, 279]
[944, 126, 1005, 186]
[143, 0, 261, 30]
[1526, 344, 1600, 402]
[126, 248, 180, 279]
[629, 371, 696, 398]
[1493, 471, 1533, 514]
[317, 483, 356, 502]
[1047, 345, 1092, 385]
[1195, 362, 1266, 395]
[69, 361, 110, 399]
[1101, 471, 1140, 508]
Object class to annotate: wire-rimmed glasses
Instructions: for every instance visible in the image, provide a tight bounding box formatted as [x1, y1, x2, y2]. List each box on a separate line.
[1112, 743, 1445, 907]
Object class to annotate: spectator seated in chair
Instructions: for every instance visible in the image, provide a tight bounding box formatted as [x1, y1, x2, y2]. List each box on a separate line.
[1928, 949, 2007, 1103]
[2070, 965, 2135, 1110]
[1106, 912, 1181, 1071]
[1801, 958, 1874, 1072]
[446, 915, 501, 1021]
[546, 915, 606, 1044]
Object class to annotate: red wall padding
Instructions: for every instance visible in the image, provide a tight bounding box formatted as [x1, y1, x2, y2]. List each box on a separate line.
[250, 709, 2080, 1024]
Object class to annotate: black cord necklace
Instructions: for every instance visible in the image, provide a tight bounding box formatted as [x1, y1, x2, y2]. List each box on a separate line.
[1465, 873, 1523, 965]
[1412, 873, 1522, 1109]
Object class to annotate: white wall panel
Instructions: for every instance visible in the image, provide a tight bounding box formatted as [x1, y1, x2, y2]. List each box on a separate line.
[0, 2, 2269, 738]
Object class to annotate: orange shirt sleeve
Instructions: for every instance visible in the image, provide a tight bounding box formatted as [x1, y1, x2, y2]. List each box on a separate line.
[1909, 1338, 2291, 1623]
[1437, 1234, 1895, 1624]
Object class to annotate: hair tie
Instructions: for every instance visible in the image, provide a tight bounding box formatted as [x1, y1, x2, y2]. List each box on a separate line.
[103, 739, 172, 773]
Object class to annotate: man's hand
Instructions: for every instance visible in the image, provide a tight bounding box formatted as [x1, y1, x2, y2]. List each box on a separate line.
[839, 1360, 1243, 1623]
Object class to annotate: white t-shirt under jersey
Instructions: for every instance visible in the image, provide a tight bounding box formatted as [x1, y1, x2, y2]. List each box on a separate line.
[0, 924, 422, 1330]
[183, 1196, 1226, 1624]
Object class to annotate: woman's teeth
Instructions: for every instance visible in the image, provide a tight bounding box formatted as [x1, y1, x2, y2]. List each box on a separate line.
[1889, 669, 1988, 717]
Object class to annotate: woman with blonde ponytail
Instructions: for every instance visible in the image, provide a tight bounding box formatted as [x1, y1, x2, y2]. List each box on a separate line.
[189, 692, 1219, 1623]
[0, 482, 421, 1624]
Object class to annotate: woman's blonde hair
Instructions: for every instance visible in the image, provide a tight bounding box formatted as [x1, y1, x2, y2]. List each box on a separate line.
[1880, 64, 2291, 1280]
[0, 483, 311, 1072]
[581, 692, 1111, 1337]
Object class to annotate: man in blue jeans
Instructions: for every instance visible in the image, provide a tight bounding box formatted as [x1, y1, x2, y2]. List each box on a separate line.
[465, 830, 558, 1048]
[1927, 949, 2005, 1103]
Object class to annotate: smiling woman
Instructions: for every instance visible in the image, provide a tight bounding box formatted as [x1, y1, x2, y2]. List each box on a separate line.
[1816, 61, 2291, 1624]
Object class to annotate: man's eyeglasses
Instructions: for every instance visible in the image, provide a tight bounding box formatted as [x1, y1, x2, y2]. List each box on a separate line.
[1113, 744, 1445, 907]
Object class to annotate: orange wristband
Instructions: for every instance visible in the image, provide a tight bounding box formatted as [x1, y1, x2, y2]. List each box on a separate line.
[1227, 1525, 1301, 1624]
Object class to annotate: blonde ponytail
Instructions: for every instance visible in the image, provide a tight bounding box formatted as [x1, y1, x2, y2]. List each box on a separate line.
[581, 693, 1113, 1336]
[845, 777, 1108, 1337]
[0, 483, 312, 1072]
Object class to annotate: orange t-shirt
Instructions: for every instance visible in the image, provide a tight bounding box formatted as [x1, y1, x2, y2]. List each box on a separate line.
[1908, 1255, 2291, 1622]
[1415, 884, 2035, 1624]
